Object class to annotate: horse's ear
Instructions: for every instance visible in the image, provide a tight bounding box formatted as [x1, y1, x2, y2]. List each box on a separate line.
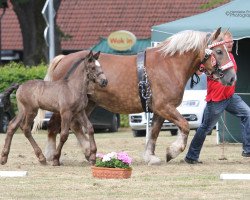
[93, 51, 101, 60]
[86, 50, 94, 61]
[213, 27, 222, 40]
[224, 28, 230, 35]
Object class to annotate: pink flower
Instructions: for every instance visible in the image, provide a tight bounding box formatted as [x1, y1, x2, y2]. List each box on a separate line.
[117, 152, 132, 164]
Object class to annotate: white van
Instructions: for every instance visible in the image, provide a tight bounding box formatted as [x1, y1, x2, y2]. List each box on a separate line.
[129, 74, 207, 137]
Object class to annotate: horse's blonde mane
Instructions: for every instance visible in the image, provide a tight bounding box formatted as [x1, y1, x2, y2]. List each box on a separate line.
[158, 30, 207, 56]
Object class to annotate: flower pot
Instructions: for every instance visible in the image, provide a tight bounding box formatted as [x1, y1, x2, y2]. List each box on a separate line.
[91, 166, 132, 179]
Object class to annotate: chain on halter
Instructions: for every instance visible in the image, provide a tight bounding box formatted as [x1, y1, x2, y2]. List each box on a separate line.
[138, 65, 152, 113]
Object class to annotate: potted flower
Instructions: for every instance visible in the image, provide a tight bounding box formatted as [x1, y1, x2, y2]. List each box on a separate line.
[91, 151, 132, 179]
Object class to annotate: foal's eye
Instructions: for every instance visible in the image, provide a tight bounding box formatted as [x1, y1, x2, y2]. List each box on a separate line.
[216, 50, 223, 55]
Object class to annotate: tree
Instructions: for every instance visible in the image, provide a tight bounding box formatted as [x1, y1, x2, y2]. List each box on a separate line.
[10, 0, 61, 65]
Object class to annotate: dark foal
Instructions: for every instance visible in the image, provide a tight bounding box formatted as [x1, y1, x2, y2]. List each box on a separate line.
[0, 51, 107, 166]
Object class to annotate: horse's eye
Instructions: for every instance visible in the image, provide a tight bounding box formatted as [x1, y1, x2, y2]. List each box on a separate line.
[216, 50, 223, 55]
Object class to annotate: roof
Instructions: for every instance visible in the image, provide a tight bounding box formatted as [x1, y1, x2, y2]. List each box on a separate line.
[152, 0, 250, 42]
[2, 0, 229, 51]
[91, 38, 151, 55]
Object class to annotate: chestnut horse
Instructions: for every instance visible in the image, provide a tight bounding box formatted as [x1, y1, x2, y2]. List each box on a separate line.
[37, 28, 236, 165]
[0, 51, 107, 166]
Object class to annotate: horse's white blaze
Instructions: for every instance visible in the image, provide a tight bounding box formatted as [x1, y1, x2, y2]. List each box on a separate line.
[95, 60, 101, 67]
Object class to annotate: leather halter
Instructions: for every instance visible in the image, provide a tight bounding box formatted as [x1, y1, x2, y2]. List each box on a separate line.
[199, 37, 234, 79]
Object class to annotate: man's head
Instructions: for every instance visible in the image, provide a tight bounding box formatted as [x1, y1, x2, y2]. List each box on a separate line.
[224, 31, 234, 52]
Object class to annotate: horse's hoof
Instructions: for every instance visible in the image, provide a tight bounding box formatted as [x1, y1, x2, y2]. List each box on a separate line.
[0, 157, 7, 165]
[0, 160, 7, 165]
[39, 158, 47, 165]
[89, 160, 96, 166]
[166, 154, 173, 162]
[52, 160, 60, 166]
[144, 154, 161, 165]
[148, 158, 161, 166]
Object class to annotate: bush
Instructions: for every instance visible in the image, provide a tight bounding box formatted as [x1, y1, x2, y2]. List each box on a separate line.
[0, 62, 47, 91]
[120, 114, 129, 127]
[0, 62, 47, 112]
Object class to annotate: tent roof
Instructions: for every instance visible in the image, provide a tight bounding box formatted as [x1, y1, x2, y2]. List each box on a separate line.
[151, 0, 250, 42]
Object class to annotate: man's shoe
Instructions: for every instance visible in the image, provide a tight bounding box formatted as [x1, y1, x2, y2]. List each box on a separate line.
[242, 151, 250, 157]
[184, 157, 203, 164]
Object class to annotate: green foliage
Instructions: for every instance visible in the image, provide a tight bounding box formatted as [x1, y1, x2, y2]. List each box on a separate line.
[0, 62, 47, 112]
[0, 62, 47, 92]
[120, 114, 129, 127]
[199, 0, 227, 9]
[95, 157, 130, 169]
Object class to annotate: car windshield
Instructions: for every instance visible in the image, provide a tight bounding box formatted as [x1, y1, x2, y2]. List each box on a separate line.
[185, 73, 207, 90]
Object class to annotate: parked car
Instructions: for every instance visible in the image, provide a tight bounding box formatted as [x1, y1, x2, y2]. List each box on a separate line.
[0, 92, 14, 133]
[42, 107, 120, 133]
[129, 74, 208, 137]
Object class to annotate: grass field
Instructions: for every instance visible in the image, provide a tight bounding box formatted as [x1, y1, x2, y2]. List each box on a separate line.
[0, 128, 250, 200]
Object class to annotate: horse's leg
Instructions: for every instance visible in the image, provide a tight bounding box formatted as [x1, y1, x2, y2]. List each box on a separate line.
[45, 112, 61, 161]
[70, 116, 91, 162]
[143, 114, 164, 165]
[45, 101, 96, 161]
[52, 113, 72, 166]
[158, 106, 189, 162]
[70, 100, 97, 164]
[85, 115, 97, 165]
[144, 106, 189, 164]
[0, 114, 23, 164]
[22, 113, 46, 164]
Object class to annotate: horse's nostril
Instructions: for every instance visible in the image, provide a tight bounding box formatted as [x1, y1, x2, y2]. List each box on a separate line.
[230, 77, 235, 84]
[100, 79, 108, 87]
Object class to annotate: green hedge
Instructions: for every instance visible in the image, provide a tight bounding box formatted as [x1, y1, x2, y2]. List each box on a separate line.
[0, 62, 47, 92]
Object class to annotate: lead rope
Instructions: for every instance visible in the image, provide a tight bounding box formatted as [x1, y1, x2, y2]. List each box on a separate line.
[236, 40, 239, 56]
[219, 111, 227, 160]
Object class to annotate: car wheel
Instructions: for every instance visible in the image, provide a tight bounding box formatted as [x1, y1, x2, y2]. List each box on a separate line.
[109, 114, 118, 132]
[170, 129, 178, 136]
[0, 113, 10, 133]
[132, 130, 146, 137]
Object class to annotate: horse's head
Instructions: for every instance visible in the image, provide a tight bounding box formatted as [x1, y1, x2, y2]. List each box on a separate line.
[200, 27, 236, 86]
[85, 51, 108, 88]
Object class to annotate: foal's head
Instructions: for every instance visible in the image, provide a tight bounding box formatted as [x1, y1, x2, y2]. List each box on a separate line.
[200, 27, 236, 86]
[85, 51, 108, 88]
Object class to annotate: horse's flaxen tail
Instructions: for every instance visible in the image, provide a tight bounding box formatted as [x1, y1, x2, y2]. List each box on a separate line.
[1, 83, 20, 111]
[32, 55, 65, 134]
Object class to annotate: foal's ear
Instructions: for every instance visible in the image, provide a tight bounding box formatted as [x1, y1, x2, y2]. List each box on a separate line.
[213, 27, 222, 40]
[87, 50, 94, 60]
[93, 51, 101, 60]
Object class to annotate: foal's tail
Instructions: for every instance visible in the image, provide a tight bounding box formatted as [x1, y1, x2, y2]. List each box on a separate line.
[1, 83, 20, 111]
[32, 55, 65, 134]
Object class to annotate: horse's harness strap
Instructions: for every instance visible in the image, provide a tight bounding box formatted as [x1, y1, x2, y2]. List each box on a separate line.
[137, 51, 152, 113]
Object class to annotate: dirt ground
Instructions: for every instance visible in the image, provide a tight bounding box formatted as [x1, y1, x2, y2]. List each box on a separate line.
[0, 128, 250, 200]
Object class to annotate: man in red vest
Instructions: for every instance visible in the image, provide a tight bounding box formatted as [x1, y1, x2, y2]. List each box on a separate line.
[185, 31, 250, 164]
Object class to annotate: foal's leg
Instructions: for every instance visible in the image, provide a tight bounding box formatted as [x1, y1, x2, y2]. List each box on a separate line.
[45, 101, 96, 161]
[45, 112, 61, 161]
[71, 111, 96, 165]
[22, 113, 46, 164]
[85, 115, 97, 165]
[0, 114, 22, 164]
[70, 116, 91, 162]
[143, 114, 164, 165]
[52, 112, 72, 166]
